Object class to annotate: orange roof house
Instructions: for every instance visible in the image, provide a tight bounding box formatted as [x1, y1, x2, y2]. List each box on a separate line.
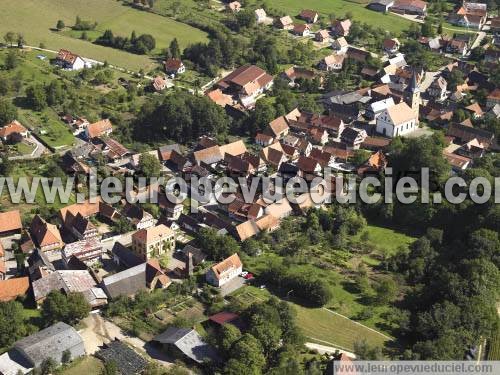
[0, 120, 29, 142]
[85, 119, 112, 139]
[206, 253, 243, 287]
[0, 210, 22, 236]
[0, 277, 30, 302]
[29, 215, 64, 252]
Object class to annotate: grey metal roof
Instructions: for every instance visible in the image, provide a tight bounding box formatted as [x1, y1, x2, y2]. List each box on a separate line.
[154, 327, 219, 363]
[14, 322, 83, 367]
[101, 263, 147, 299]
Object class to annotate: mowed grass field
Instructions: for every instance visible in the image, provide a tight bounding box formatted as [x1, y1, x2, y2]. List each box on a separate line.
[0, 0, 208, 71]
[294, 305, 390, 351]
[259, 0, 412, 34]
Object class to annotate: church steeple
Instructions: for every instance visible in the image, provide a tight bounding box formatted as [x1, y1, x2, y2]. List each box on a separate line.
[404, 68, 420, 121]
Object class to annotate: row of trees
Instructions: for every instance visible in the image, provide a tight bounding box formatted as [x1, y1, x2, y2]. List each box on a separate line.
[96, 30, 156, 55]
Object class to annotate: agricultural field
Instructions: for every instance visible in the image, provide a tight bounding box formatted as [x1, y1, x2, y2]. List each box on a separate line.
[248, 0, 412, 34]
[0, 0, 208, 71]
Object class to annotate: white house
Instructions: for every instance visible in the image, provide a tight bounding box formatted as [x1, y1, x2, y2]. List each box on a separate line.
[376, 102, 418, 137]
[319, 54, 345, 71]
[332, 37, 348, 54]
[55, 49, 86, 71]
[255, 8, 267, 24]
[206, 253, 242, 287]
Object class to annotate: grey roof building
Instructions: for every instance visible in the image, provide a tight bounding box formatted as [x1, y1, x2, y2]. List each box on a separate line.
[101, 260, 171, 299]
[153, 327, 219, 364]
[12, 322, 85, 368]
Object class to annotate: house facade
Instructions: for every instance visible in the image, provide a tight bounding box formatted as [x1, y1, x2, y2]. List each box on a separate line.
[206, 253, 242, 287]
[376, 102, 418, 137]
[132, 224, 175, 260]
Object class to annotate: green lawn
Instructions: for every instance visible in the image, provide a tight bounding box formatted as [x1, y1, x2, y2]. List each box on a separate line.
[355, 224, 416, 256]
[18, 108, 76, 150]
[61, 356, 104, 375]
[249, 0, 412, 34]
[0, 0, 208, 71]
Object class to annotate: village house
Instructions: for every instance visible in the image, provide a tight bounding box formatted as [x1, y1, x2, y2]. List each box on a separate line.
[332, 19, 352, 37]
[299, 9, 319, 23]
[332, 37, 348, 53]
[0, 210, 22, 237]
[376, 102, 418, 137]
[447, 123, 494, 148]
[315, 29, 330, 43]
[212, 64, 274, 108]
[292, 23, 311, 37]
[486, 88, 500, 109]
[0, 120, 29, 143]
[357, 150, 388, 176]
[255, 8, 267, 24]
[443, 152, 472, 172]
[319, 54, 345, 71]
[85, 119, 113, 139]
[465, 102, 484, 119]
[132, 224, 175, 260]
[102, 259, 171, 299]
[206, 253, 242, 287]
[340, 127, 368, 149]
[153, 327, 219, 364]
[32, 269, 106, 307]
[368, 0, 395, 12]
[54, 49, 86, 70]
[264, 198, 293, 219]
[456, 138, 486, 159]
[0, 277, 30, 302]
[428, 76, 448, 102]
[152, 75, 170, 91]
[382, 38, 400, 54]
[450, 2, 487, 29]
[255, 133, 274, 146]
[447, 38, 468, 56]
[227, 1, 241, 12]
[260, 142, 288, 169]
[62, 238, 103, 267]
[28, 248, 55, 281]
[276, 15, 294, 30]
[164, 58, 186, 76]
[66, 212, 100, 240]
[29, 215, 64, 253]
[391, 0, 428, 15]
[122, 203, 156, 230]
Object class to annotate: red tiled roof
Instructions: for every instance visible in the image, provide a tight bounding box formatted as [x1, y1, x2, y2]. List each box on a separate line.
[0, 120, 28, 138]
[0, 277, 30, 302]
[87, 119, 112, 138]
[209, 311, 240, 325]
[0, 210, 22, 234]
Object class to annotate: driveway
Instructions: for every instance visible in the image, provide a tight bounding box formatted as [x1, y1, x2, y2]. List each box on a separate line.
[79, 313, 174, 368]
[220, 276, 246, 297]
